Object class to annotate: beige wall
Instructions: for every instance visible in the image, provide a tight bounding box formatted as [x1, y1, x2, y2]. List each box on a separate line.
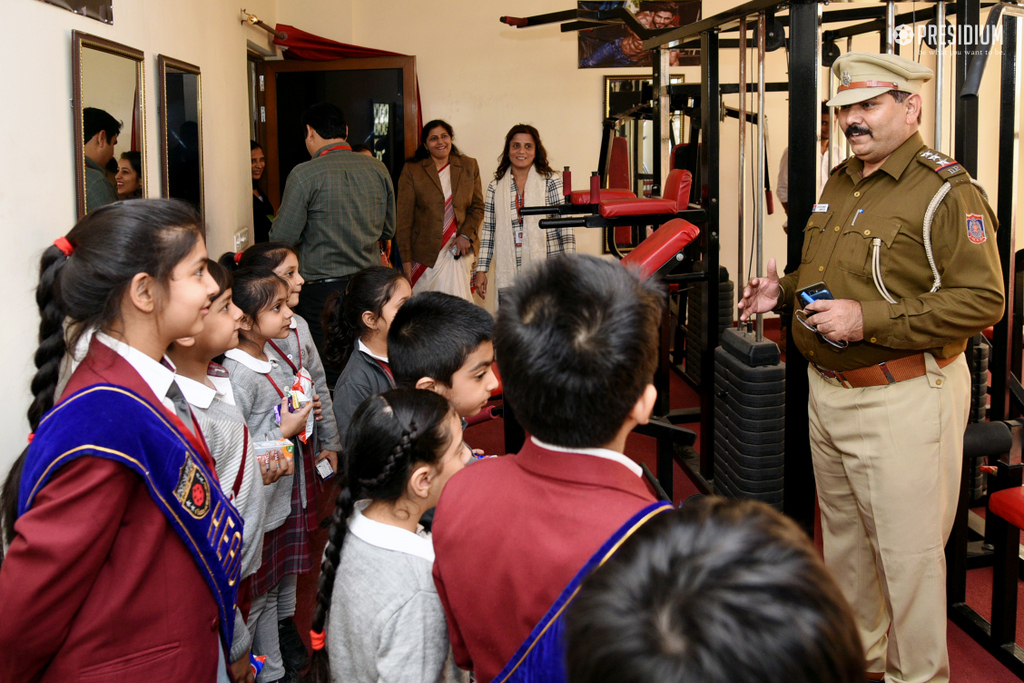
[0, 0, 1019, 477]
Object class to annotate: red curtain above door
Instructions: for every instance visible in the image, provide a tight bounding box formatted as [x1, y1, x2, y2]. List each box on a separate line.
[274, 24, 422, 129]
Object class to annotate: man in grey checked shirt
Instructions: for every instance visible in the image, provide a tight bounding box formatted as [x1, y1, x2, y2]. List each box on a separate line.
[270, 103, 396, 360]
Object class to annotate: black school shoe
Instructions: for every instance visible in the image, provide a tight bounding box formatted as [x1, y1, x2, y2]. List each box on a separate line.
[278, 618, 310, 673]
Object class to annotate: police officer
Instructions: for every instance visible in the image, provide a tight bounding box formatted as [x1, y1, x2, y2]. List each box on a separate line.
[739, 53, 1003, 683]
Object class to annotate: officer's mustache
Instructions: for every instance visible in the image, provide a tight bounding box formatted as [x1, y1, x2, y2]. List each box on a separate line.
[845, 125, 872, 138]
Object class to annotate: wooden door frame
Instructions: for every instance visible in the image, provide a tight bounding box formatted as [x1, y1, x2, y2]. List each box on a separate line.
[258, 55, 418, 206]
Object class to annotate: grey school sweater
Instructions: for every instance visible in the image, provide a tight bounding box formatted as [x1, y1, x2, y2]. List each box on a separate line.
[327, 506, 467, 683]
[223, 349, 300, 530]
[270, 315, 343, 453]
[174, 367, 267, 663]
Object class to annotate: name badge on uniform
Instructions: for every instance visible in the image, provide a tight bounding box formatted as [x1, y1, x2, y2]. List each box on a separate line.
[812, 204, 829, 213]
[515, 230, 524, 248]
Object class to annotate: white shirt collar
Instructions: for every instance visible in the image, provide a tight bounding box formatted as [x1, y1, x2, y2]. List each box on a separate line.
[96, 332, 177, 410]
[174, 372, 235, 410]
[289, 317, 298, 330]
[530, 436, 643, 477]
[357, 338, 389, 364]
[347, 500, 434, 562]
[224, 347, 277, 374]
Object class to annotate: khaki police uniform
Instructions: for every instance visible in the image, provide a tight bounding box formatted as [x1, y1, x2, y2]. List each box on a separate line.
[776, 53, 1004, 683]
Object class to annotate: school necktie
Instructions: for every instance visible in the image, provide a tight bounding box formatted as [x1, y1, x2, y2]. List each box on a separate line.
[166, 381, 196, 436]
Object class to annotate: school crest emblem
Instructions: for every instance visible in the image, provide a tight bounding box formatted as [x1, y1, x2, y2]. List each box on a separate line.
[174, 453, 211, 518]
[966, 214, 986, 244]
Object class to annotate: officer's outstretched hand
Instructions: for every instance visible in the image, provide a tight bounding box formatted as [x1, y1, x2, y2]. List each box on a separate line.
[804, 299, 865, 343]
[738, 258, 781, 321]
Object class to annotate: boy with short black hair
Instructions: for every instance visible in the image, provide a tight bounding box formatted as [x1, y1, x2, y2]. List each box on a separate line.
[565, 497, 866, 683]
[430, 254, 664, 682]
[388, 291, 498, 419]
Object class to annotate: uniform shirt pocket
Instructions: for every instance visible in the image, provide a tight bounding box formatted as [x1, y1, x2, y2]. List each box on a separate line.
[835, 214, 901, 277]
[800, 211, 833, 264]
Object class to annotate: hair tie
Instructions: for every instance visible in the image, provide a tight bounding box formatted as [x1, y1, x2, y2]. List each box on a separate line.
[27, 432, 34, 444]
[310, 629, 326, 651]
[54, 237, 74, 257]
[233, 252, 243, 264]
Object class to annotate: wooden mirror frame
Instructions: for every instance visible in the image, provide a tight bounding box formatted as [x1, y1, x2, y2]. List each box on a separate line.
[157, 55, 204, 219]
[72, 31, 146, 220]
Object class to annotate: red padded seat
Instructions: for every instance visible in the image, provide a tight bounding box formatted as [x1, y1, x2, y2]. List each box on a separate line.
[599, 197, 676, 217]
[598, 169, 692, 218]
[570, 188, 635, 205]
[990, 487, 1024, 530]
[620, 218, 700, 281]
[490, 363, 503, 398]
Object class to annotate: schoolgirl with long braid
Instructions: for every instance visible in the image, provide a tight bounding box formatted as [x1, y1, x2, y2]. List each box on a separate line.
[307, 388, 471, 683]
[0, 200, 241, 682]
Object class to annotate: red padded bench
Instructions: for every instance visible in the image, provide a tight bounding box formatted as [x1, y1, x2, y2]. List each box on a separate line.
[570, 188, 636, 204]
[599, 169, 692, 218]
[620, 218, 700, 281]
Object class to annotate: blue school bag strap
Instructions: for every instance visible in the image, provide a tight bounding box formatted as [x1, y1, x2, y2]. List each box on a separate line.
[20, 384, 244, 649]
[493, 500, 676, 683]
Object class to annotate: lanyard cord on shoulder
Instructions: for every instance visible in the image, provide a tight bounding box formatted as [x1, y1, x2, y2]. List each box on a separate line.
[267, 329, 302, 374]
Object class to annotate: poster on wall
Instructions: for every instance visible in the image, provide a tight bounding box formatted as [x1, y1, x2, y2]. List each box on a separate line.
[578, 1, 700, 69]
[38, 0, 113, 24]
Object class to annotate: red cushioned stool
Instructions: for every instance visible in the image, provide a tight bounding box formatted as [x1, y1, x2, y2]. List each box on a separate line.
[986, 475, 1024, 652]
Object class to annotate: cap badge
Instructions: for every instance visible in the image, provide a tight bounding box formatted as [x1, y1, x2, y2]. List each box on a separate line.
[841, 71, 852, 87]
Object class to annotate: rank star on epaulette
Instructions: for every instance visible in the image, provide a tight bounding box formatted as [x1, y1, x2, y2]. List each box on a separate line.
[966, 213, 987, 244]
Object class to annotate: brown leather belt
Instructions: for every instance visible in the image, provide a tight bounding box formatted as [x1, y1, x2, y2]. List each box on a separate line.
[812, 353, 960, 388]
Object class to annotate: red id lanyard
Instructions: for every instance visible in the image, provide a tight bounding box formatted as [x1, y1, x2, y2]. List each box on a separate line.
[318, 143, 351, 157]
[268, 329, 302, 374]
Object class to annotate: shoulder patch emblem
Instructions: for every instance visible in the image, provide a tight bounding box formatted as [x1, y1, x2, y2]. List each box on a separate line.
[966, 214, 987, 244]
[175, 453, 211, 519]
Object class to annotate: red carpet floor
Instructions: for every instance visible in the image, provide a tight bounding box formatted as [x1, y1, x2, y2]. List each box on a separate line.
[294, 326, 1024, 682]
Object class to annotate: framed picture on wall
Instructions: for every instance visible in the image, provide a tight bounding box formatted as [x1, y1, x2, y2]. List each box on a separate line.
[38, 0, 113, 24]
[578, 1, 700, 69]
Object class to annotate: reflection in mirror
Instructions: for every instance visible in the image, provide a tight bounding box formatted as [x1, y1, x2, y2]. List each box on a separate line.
[158, 56, 203, 217]
[40, 0, 113, 24]
[73, 31, 146, 219]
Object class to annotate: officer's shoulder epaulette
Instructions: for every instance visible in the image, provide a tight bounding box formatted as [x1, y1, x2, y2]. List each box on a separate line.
[915, 148, 972, 186]
[830, 156, 853, 176]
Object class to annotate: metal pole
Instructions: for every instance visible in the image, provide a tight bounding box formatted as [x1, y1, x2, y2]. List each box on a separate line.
[846, 36, 853, 158]
[738, 16, 747, 298]
[755, 11, 766, 342]
[827, 62, 834, 185]
[935, 0, 946, 151]
[653, 46, 672, 195]
[884, 1, 896, 53]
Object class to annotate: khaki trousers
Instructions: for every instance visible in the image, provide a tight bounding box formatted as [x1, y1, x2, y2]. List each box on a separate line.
[807, 353, 969, 683]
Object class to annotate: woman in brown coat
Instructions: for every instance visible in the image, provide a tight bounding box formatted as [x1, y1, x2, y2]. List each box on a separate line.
[396, 120, 484, 302]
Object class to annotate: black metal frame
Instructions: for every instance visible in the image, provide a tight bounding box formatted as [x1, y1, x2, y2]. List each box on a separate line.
[502, 5, 1023, 567]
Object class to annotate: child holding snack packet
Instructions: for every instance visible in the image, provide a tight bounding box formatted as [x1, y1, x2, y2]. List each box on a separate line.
[231, 243, 342, 674]
[322, 265, 412, 442]
[168, 259, 286, 682]
[222, 266, 313, 683]
[307, 388, 472, 683]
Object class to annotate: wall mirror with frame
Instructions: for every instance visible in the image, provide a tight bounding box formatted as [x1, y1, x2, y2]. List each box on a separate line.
[73, 31, 146, 219]
[158, 55, 204, 217]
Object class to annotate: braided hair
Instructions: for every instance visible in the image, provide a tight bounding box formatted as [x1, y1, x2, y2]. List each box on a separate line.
[306, 388, 454, 683]
[0, 199, 204, 561]
[320, 266, 408, 371]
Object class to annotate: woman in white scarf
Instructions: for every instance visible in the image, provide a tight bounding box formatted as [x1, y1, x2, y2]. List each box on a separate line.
[474, 124, 576, 305]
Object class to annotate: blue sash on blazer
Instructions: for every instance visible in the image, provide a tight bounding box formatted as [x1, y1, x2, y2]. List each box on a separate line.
[19, 384, 244, 649]
[492, 500, 675, 683]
